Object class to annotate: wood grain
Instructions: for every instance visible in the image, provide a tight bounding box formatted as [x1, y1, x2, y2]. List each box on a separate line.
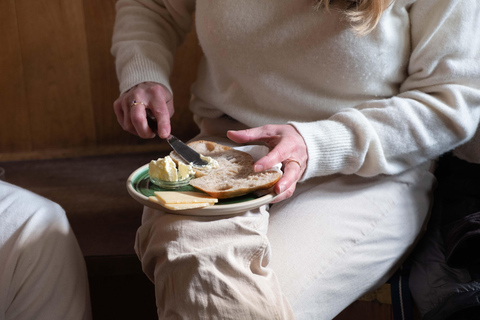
[1, 151, 164, 257]
[0, 0, 203, 161]
[334, 299, 423, 320]
[334, 301, 393, 320]
[83, 0, 140, 146]
[14, 0, 96, 150]
[0, 0, 31, 153]
[169, 18, 203, 141]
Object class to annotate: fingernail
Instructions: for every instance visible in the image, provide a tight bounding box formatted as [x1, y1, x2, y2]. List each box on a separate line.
[277, 183, 285, 194]
[161, 129, 168, 137]
[254, 164, 264, 172]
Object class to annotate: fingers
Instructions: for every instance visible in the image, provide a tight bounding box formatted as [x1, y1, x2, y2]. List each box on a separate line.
[228, 125, 284, 171]
[113, 82, 173, 139]
[254, 144, 289, 172]
[227, 128, 256, 144]
[113, 95, 141, 136]
[149, 88, 174, 139]
[271, 159, 302, 203]
[130, 102, 154, 138]
[255, 134, 303, 173]
[227, 125, 279, 144]
[113, 98, 125, 131]
[229, 124, 308, 202]
[271, 184, 296, 204]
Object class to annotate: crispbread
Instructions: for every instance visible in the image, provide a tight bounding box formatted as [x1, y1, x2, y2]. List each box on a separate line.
[171, 141, 281, 199]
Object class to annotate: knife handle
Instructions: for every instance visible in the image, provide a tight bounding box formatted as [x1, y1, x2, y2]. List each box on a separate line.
[146, 110, 173, 140]
[146, 109, 158, 133]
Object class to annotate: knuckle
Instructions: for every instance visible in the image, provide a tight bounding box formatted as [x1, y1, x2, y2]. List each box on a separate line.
[244, 128, 256, 138]
[128, 91, 140, 100]
[153, 107, 169, 116]
[138, 131, 152, 139]
[130, 111, 144, 123]
[276, 189, 293, 202]
[262, 124, 276, 135]
[148, 84, 163, 95]
[124, 123, 134, 133]
[273, 147, 288, 161]
[148, 84, 171, 99]
[285, 187, 295, 198]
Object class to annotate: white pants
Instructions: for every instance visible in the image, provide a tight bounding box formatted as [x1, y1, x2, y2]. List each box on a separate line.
[135, 118, 436, 319]
[0, 181, 92, 320]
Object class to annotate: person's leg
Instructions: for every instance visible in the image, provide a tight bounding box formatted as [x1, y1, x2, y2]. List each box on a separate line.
[0, 182, 91, 320]
[267, 161, 435, 320]
[136, 207, 293, 320]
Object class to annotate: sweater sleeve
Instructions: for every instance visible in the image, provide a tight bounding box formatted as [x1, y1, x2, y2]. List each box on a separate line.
[111, 0, 195, 94]
[290, 0, 480, 180]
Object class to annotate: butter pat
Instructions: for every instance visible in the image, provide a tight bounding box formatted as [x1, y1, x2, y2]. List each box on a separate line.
[199, 155, 219, 169]
[178, 162, 195, 180]
[149, 156, 193, 182]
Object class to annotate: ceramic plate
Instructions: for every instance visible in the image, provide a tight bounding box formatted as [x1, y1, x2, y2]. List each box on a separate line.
[127, 164, 275, 216]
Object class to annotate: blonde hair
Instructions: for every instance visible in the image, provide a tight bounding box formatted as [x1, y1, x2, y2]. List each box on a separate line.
[314, 0, 393, 35]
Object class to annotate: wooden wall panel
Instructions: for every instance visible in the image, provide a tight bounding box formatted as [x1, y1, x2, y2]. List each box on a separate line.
[15, 0, 96, 150]
[0, 0, 31, 153]
[82, 0, 202, 145]
[169, 21, 203, 141]
[83, 0, 141, 146]
[0, 0, 203, 161]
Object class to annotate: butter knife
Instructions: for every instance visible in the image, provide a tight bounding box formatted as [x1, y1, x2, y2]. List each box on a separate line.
[146, 110, 208, 167]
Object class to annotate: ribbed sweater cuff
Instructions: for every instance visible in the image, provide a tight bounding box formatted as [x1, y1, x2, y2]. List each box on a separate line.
[119, 53, 172, 94]
[289, 120, 357, 181]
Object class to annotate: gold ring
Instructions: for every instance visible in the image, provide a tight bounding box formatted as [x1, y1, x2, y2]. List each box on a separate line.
[130, 99, 147, 108]
[284, 159, 302, 169]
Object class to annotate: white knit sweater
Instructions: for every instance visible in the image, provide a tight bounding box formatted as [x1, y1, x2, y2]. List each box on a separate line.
[112, 0, 480, 180]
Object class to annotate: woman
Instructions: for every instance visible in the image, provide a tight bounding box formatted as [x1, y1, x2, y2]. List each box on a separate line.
[111, 0, 480, 318]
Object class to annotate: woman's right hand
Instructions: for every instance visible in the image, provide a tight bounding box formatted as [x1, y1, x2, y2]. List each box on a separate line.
[113, 82, 174, 139]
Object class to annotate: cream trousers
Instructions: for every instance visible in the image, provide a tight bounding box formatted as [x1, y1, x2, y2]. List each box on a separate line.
[135, 118, 436, 319]
[0, 181, 91, 320]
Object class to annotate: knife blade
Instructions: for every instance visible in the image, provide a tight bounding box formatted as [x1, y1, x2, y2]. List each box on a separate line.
[166, 135, 209, 167]
[146, 110, 208, 167]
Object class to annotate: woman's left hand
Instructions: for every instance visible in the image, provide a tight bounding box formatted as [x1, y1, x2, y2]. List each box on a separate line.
[227, 124, 308, 203]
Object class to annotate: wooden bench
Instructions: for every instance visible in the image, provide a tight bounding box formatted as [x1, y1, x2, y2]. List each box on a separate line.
[2, 152, 161, 319]
[1, 153, 423, 320]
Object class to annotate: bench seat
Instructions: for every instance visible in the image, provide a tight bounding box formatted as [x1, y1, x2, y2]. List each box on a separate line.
[2, 152, 421, 320]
